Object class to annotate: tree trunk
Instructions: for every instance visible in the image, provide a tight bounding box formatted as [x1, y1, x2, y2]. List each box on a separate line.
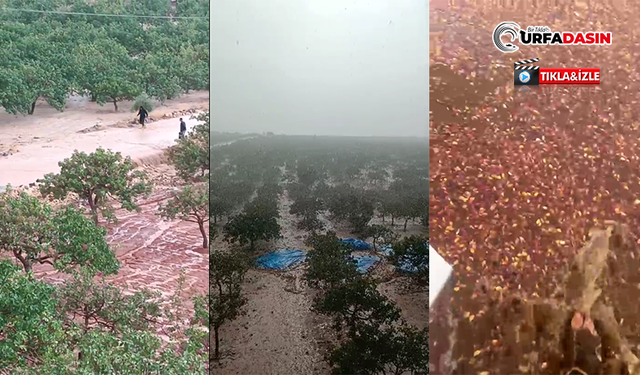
[381, 214, 385, 223]
[112, 98, 118, 111]
[198, 220, 208, 248]
[391, 215, 395, 226]
[28, 100, 37, 115]
[214, 326, 220, 360]
[90, 93, 96, 102]
[214, 215, 217, 224]
[404, 218, 409, 232]
[14, 250, 32, 274]
[87, 195, 99, 225]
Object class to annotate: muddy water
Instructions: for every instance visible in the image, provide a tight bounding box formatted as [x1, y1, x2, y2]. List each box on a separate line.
[0, 92, 209, 186]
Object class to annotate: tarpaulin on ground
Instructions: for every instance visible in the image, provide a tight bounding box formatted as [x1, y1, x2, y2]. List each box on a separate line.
[340, 238, 371, 251]
[256, 249, 307, 270]
[377, 245, 425, 274]
[379, 244, 394, 257]
[352, 255, 380, 273]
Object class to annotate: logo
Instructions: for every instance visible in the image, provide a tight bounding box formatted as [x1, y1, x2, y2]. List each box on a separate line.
[518, 71, 531, 84]
[514, 58, 540, 86]
[493, 22, 521, 53]
[512, 58, 600, 86]
[493, 22, 612, 53]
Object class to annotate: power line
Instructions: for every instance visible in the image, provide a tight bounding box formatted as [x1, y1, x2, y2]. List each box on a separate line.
[0, 7, 209, 20]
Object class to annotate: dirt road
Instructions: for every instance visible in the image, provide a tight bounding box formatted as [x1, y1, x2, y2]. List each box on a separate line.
[0, 92, 209, 186]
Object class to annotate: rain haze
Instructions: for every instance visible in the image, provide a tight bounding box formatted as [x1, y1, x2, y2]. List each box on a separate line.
[212, 0, 429, 137]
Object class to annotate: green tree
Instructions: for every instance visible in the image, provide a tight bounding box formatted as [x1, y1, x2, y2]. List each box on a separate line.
[72, 37, 142, 111]
[210, 178, 254, 224]
[223, 196, 281, 251]
[167, 112, 210, 181]
[328, 323, 429, 375]
[210, 250, 249, 361]
[138, 51, 182, 102]
[305, 232, 359, 290]
[0, 22, 73, 115]
[158, 184, 210, 248]
[38, 148, 151, 225]
[55, 270, 162, 335]
[0, 258, 208, 373]
[363, 224, 395, 250]
[306, 240, 429, 375]
[0, 189, 119, 275]
[0, 260, 67, 369]
[290, 194, 325, 231]
[390, 236, 429, 284]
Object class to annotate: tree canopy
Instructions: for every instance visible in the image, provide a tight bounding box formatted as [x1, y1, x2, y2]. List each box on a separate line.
[0, 0, 209, 115]
[38, 148, 151, 225]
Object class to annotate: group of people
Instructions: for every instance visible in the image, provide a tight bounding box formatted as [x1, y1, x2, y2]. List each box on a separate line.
[136, 106, 187, 139]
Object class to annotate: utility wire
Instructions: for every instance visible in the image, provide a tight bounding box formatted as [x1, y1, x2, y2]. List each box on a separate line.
[0, 7, 209, 20]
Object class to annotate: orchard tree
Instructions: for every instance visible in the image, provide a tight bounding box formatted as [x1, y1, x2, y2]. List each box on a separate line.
[1, 23, 73, 115]
[0, 260, 208, 372]
[305, 233, 429, 375]
[73, 38, 142, 111]
[167, 112, 210, 181]
[0, 260, 66, 367]
[223, 198, 282, 251]
[56, 269, 162, 334]
[390, 236, 429, 284]
[366, 167, 390, 187]
[158, 184, 210, 248]
[364, 224, 396, 251]
[38, 148, 151, 225]
[139, 51, 183, 102]
[211, 250, 249, 361]
[0, 189, 119, 275]
[329, 322, 429, 375]
[289, 195, 324, 231]
[305, 232, 359, 290]
[345, 191, 376, 236]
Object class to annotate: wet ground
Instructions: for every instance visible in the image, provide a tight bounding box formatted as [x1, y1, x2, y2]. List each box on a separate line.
[0, 92, 210, 335]
[214, 184, 428, 375]
[0, 92, 209, 186]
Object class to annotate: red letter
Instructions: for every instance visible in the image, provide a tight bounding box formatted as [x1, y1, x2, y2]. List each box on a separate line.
[584, 32, 595, 44]
[563, 32, 574, 43]
[574, 33, 586, 44]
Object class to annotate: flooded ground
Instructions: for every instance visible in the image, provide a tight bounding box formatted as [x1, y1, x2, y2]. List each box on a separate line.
[0, 92, 210, 336]
[0, 92, 209, 186]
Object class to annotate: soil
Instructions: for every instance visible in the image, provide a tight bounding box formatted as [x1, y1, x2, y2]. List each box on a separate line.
[212, 175, 428, 375]
[0, 92, 210, 336]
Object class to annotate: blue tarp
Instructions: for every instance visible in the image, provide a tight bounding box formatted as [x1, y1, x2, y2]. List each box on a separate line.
[377, 245, 423, 274]
[352, 255, 380, 273]
[340, 238, 371, 251]
[256, 249, 307, 270]
[379, 244, 394, 257]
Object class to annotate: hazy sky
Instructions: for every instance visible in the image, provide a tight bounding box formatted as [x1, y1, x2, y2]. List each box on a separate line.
[211, 0, 428, 137]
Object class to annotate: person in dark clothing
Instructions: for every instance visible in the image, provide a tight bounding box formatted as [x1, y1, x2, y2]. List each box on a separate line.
[137, 106, 148, 127]
[179, 118, 187, 139]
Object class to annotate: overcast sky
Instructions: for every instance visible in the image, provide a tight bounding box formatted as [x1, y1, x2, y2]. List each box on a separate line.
[211, 0, 428, 137]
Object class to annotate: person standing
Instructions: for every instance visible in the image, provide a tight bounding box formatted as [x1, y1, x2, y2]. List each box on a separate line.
[137, 106, 148, 128]
[179, 117, 187, 139]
